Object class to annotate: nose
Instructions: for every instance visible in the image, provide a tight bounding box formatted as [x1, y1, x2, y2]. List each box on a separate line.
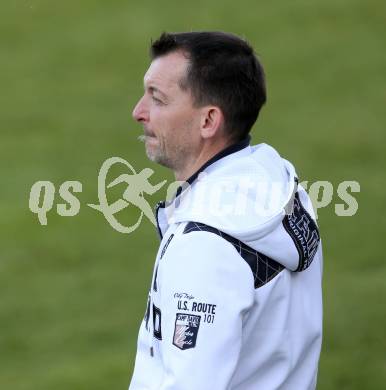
[132, 95, 149, 123]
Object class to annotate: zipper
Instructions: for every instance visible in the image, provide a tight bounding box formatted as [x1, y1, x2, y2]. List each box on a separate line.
[154, 200, 165, 240]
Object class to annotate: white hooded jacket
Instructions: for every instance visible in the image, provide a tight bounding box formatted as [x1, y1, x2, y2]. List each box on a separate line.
[129, 137, 323, 390]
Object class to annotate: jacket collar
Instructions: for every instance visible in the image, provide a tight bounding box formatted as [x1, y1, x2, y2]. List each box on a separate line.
[155, 135, 251, 239]
[174, 135, 251, 198]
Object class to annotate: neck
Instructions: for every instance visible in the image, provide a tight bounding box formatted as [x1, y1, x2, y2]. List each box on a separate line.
[173, 138, 233, 182]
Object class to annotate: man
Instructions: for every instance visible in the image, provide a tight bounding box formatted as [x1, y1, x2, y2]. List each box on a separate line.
[128, 32, 323, 390]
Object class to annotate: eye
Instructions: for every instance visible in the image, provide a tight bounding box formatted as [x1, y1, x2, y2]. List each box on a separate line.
[152, 96, 163, 105]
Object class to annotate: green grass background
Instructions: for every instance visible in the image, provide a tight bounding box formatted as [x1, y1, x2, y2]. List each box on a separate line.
[1, 0, 385, 388]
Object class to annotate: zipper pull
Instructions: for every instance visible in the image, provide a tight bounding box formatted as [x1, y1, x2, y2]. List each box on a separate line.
[154, 200, 166, 240]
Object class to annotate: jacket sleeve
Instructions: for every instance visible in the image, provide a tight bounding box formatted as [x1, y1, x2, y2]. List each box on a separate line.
[157, 230, 255, 390]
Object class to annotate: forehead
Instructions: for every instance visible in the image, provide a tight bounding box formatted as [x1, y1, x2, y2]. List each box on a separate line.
[144, 51, 189, 93]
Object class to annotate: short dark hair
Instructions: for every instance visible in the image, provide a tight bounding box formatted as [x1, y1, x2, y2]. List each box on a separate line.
[150, 31, 266, 142]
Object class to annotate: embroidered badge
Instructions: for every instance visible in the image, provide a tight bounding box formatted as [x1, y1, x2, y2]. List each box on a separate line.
[173, 313, 201, 350]
[282, 192, 320, 271]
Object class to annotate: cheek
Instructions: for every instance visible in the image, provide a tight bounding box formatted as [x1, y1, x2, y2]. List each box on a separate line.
[172, 106, 198, 130]
[151, 103, 199, 139]
[150, 106, 177, 130]
[148, 106, 163, 123]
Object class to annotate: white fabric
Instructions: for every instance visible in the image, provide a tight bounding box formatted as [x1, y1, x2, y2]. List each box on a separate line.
[129, 143, 323, 390]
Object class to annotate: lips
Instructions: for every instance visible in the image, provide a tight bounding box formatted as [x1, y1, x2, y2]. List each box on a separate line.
[144, 128, 156, 137]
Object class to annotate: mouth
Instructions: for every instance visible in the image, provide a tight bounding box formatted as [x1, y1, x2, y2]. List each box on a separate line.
[138, 132, 156, 143]
[144, 129, 156, 137]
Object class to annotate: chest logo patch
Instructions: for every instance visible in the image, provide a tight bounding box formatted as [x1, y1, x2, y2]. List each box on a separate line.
[173, 313, 201, 350]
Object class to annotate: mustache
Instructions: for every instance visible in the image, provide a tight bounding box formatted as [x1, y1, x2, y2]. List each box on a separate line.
[138, 132, 156, 142]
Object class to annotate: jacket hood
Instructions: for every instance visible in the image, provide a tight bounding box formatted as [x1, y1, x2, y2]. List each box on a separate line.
[156, 143, 314, 272]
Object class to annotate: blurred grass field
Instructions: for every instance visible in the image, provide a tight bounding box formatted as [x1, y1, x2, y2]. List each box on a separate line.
[0, 0, 385, 388]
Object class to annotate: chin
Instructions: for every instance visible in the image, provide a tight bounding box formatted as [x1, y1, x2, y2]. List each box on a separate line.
[144, 143, 174, 168]
[145, 146, 161, 164]
[145, 148, 156, 162]
[149, 152, 172, 169]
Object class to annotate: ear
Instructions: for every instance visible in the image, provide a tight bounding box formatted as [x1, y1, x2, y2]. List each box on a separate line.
[200, 106, 224, 139]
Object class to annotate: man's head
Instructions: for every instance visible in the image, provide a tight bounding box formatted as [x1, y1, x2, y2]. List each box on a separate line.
[133, 31, 266, 179]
